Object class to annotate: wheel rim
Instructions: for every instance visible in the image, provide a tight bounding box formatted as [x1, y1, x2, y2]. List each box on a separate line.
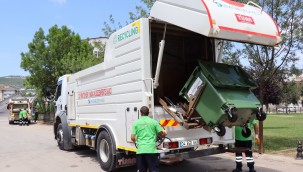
[99, 139, 110, 163]
[57, 128, 63, 145]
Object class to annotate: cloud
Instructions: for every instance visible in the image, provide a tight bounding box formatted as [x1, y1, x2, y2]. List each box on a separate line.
[49, 0, 67, 4]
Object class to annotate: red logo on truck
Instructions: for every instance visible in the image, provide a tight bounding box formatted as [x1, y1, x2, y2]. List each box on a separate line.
[235, 14, 255, 25]
[78, 88, 112, 99]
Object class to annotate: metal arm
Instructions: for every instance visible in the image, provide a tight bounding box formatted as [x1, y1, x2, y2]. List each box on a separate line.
[153, 24, 167, 89]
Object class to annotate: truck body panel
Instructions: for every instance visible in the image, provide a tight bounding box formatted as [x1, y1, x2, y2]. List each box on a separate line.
[61, 18, 234, 150]
[150, 0, 281, 46]
[53, 1, 280, 171]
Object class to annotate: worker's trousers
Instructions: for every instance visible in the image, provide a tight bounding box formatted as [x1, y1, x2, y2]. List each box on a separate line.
[234, 140, 254, 169]
[19, 117, 28, 126]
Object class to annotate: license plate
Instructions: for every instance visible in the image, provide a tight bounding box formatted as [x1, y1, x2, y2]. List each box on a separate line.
[179, 139, 198, 148]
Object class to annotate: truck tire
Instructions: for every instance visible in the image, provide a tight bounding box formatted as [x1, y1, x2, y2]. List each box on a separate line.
[97, 131, 116, 171]
[9, 120, 13, 125]
[56, 123, 65, 150]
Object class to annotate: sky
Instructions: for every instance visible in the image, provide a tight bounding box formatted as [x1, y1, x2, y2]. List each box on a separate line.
[1, 0, 302, 77]
[0, 0, 143, 77]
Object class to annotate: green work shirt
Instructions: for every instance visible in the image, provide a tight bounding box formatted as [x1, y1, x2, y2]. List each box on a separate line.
[235, 120, 257, 141]
[131, 116, 163, 154]
[19, 110, 27, 119]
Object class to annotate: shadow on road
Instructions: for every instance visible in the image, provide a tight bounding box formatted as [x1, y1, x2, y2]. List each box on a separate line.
[69, 149, 283, 172]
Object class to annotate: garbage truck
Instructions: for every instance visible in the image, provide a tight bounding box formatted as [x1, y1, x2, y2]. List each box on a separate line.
[7, 98, 32, 124]
[50, 0, 281, 171]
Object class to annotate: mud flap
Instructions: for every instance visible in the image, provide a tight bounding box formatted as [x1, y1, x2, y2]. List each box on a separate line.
[116, 151, 137, 168]
[56, 111, 74, 150]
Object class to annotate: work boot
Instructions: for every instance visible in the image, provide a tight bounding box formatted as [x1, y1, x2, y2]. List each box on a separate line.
[248, 161, 255, 172]
[232, 167, 242, 172]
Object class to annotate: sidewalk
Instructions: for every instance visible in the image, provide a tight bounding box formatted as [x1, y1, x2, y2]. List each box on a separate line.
[209, 152, 303, 172]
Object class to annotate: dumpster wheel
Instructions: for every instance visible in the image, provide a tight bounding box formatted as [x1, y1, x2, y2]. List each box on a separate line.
[226, 107, 238, 123]
[214, 125, 226, 137]
[256, 111, 267, 121]
[241, 126, 251, 138]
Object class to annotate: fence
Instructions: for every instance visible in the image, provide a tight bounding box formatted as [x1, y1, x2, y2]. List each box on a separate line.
[265, 106, 303, 114]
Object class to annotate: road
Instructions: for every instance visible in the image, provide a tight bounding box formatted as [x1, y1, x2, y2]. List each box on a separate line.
[0, 104, 302, 172]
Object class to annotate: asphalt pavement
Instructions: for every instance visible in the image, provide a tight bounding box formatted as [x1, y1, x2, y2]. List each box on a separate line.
[1, 106, 303, 172]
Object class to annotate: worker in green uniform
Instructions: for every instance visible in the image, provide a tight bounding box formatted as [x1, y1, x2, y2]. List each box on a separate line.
[23, 109, 29, 126]
[19, 108, 27, 126]
[233, 120, 259, 172]
[131, 106, 167, 172]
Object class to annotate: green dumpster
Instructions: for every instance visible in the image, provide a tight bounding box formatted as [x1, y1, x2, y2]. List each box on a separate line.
[179, 61, 262, 128]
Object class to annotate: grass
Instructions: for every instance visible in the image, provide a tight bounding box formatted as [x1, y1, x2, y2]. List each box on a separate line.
[260, 113, 303, 154]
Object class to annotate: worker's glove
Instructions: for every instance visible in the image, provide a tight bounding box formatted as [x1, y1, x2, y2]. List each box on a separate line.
[255, 134, 260, 145]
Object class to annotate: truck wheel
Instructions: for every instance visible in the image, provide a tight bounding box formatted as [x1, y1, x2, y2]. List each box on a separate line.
[56, 123, 64, 150]
[97, 131, 116, 171]
[9, 121, 13, 125]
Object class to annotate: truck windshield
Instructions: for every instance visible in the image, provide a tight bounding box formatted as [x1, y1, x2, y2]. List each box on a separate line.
[55, 84, 62, 101]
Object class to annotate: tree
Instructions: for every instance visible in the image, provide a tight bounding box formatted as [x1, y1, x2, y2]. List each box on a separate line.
[21, 25, 101, 98]
[282, 81, 301, 105]
[102, 0, 155, 37]
[223, 0, 303, 106]
[222, 0, 303, 154]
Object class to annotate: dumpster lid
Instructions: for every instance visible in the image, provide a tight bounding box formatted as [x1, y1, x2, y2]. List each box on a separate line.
[198, 61, 257, 88]
[150, 0, 281, 46]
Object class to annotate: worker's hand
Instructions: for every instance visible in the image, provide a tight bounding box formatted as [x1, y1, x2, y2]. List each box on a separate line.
[255, 134, 260, 145]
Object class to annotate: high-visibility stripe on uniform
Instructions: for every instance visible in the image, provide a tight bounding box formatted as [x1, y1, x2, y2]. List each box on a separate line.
[235, 156, 242, 162]
[246, 157, 254, 163]
[160, 120, 180, 127]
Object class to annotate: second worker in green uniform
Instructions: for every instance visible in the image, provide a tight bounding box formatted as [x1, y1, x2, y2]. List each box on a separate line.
[233, 120, 259, 172]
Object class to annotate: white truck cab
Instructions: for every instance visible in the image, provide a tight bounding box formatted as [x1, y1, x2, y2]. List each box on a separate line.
[52, 1, 280, 171]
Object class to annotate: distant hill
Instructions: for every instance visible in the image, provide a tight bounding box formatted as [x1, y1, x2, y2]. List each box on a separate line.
[0, 76, 26, 88]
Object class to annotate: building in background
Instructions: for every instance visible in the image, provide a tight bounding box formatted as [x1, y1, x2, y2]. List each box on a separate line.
[87, 36, 108, 58]
[0, 86, 19, 101]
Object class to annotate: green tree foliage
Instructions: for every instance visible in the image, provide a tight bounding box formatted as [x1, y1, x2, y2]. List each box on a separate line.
[279, 81, 301, 106]
[21, 25, 101, 97]
[222, 0, 303, 106]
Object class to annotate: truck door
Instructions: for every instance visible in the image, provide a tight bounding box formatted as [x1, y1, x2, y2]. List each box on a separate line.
[125, 106, 139, 142]
[67, 89, 76, 120]
[55, 80, 63, 114]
